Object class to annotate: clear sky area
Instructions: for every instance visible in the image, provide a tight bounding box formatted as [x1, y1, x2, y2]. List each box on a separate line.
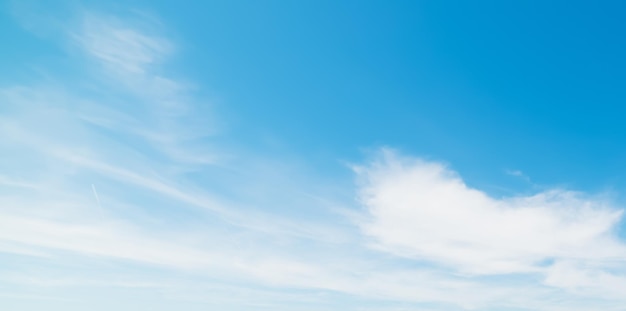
[2, 1, 626, 310]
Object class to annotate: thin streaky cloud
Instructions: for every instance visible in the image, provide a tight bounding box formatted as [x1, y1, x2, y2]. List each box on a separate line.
[91, 183, 101, 209]
[505, 168, 532, 183]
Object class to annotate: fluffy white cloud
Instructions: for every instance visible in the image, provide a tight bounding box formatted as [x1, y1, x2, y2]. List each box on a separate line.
[356, 149, 626, 275]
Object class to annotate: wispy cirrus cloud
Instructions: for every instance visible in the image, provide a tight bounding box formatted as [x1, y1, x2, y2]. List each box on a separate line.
[0, 11, 367, 309]
[76, 13, 172, 75]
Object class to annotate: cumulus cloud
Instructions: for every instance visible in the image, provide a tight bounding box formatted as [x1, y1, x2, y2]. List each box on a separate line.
[356, 149, 626, 276]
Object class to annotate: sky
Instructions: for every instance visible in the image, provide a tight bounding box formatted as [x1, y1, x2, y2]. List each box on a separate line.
[2, 1, 626, 310]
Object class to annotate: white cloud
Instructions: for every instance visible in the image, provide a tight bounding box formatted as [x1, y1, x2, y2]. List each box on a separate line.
[0, 12, 362, 305]
[356, 149, 626, 275]
[505, 168, 532, 183]
[75, 13, 172, 74]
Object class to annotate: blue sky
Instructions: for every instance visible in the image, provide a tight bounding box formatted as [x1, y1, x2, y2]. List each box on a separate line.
[2, 1, 626, 310]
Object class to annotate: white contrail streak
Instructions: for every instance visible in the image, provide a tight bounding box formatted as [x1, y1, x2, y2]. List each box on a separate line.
[91, 183, 102, 209]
